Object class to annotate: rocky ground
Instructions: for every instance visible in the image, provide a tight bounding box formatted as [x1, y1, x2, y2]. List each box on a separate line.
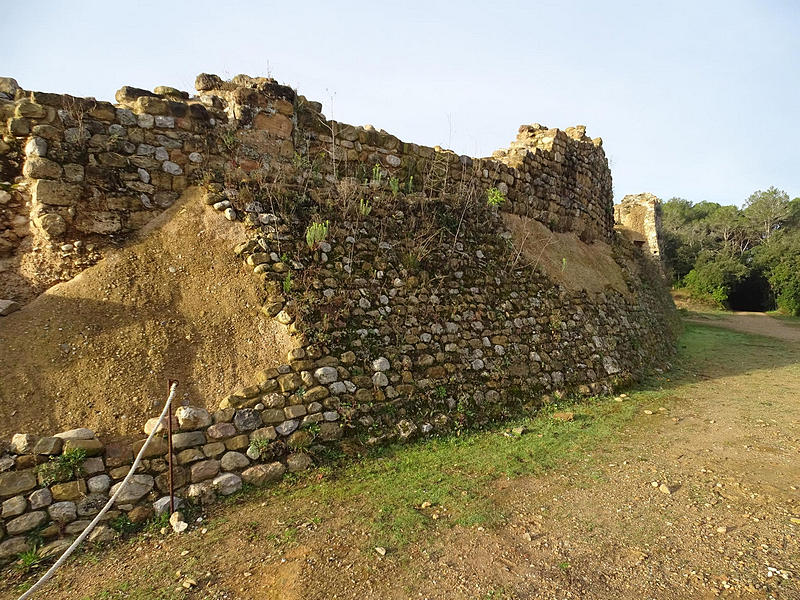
[2, 316, 798, 600]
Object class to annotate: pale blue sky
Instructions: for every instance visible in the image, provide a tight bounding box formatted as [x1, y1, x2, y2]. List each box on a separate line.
[3, 0, 798, 205]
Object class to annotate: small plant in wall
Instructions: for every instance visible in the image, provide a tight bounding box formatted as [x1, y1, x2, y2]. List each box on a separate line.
[371, 163, 383, 186]
[14, 547, 44, 575]
[389, 176, 400, 197]
[486, 187, 506, 208]
[36, 447, 87, 485]
[292, 151, 312, 171]
[282, 271, 293, 294]
[109, 513, 141, 536]
[305, 220, 329, 250]
[359, 197, 372, 216]
[248, 436, 273, 456]
[219, 128, 238, 152]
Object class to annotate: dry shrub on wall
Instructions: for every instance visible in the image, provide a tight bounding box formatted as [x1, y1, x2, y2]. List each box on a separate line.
[334, 177, 360, 216]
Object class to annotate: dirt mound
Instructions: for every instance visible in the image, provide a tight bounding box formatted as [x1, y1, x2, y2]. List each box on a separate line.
[0, 188, 296, 440]
[503, 213, 629, 295]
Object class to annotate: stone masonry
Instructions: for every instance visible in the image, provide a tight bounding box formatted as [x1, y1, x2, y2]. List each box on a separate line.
[614, 193, 663, 260]
[0, 73, 678, 562]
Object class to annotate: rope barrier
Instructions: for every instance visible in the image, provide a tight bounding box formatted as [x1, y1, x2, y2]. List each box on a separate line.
[18, 381, 179, 600]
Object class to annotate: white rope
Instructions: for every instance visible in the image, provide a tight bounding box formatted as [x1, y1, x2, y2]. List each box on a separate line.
[18, 382, 178, 600]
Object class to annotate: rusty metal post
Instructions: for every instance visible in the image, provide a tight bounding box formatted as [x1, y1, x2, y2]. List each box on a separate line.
[167, 380, 178, 515]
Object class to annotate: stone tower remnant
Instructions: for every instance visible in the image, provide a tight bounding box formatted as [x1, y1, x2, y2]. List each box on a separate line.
[614, 193, 663, 261]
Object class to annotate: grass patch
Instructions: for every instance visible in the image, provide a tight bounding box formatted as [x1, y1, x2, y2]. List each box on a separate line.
[283, 394, 645, 547]
[677, 322, 796, 371]
[244, 388, 673, 550]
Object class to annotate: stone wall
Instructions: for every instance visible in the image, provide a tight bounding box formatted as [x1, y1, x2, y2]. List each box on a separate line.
[614, 193, 663, 260]
[0, 76, 232, 303]
[0, 73, 678, 562]
[1, 72, 614, 304]
[297, 117, 614, 244]
[0, 405, 305, 562]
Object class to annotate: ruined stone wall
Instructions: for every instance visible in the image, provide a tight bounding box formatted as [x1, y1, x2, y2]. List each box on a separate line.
[0, 74, 678, 562]
[0, 76, 232, 303]
[296, 107, 614, 244]
[0, 72, 614, 305]
[614, 193, 663, 260]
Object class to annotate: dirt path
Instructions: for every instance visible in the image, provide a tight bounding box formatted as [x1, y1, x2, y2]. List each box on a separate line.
[685, 311, 800, 343]
[4, 322, 799, 600]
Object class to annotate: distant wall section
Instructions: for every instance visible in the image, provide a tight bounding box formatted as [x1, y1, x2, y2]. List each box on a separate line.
[614, 192, 663, 260]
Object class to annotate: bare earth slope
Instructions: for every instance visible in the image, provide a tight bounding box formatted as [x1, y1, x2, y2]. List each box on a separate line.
[503, 213, 630, 295]
[0, 188, 295, 440]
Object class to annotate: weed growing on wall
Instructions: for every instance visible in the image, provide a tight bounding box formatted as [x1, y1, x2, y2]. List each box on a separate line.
[36, 447, 87, 485]
[14, 547, 43, 575]
[305, 220, 329, 250]
[487, 187, 506, 208]
[219, 129, 238, 153]
[359, 197, 372, 216]
[371, 163, 383, 186]
[389, 176, 400, 197]
[282, 271, 293, 295]
[335, 178, 360, 215]
[249, 437, 274, 456]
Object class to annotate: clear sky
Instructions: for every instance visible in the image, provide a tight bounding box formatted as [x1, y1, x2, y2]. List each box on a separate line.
[3, 0, 798, 205]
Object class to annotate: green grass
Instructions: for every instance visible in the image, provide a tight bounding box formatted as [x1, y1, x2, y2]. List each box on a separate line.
[678, 321, 797, 371]
[241, 387, 680, 549]
[14, 547, 44, 575]
[280, 395, 648, 547]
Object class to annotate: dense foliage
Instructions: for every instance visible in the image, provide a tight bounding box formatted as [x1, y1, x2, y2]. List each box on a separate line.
[661, 186, 800, 314]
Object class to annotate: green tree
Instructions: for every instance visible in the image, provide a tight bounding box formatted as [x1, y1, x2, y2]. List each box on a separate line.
[683, 250, 749, 308]
[661, 197, 694, 229]
[661, 198, 729, 282]
[753, 229, 800, 315]
[707, 205, 739, 244]
[658, 189, 797, 312]
[787, 197, 800, 228]
[744, 186, 790, 240]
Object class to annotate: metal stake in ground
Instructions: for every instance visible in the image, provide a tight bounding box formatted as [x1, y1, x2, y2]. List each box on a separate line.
[18, 381, 179, 600]
[167, 379, 178, 515]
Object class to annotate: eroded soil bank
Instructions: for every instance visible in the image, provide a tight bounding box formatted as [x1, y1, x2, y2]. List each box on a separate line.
[0, 190, 295, 440]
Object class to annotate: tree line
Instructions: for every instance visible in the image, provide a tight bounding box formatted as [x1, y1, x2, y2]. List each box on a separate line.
[661, 186, 800, 315]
